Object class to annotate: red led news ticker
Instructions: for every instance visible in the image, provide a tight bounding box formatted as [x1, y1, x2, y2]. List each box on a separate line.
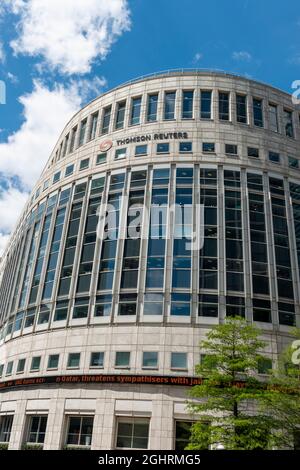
[0, 374, 204, 391]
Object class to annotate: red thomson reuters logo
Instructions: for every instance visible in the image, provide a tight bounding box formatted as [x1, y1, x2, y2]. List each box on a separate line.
[100, 139, 113, 152]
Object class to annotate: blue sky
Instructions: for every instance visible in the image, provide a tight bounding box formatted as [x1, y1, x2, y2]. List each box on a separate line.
[0, 0, 299, 253]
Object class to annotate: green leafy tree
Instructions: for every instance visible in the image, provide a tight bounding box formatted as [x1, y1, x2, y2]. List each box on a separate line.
[186, 317, 300, 450]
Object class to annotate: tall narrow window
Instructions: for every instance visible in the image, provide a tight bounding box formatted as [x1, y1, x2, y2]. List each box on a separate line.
[268, 104, 278, 132]
[164, 91, 176, 120]
[0, 415, 13, 443]
[65, 416, 94, 448]
[147, 94, 158, 122]
[26, 416, 47, 445]
[219, 92, 230, 121]
[101, 106, 111, 134]
[236, 94, 247, 123]
[200, 90, 212, 119]
[69, 126, 77, 153]
[253, 98, 264, 127]
[283, 109, 294, 137]
[78, 119, 87, 147]
[115, 101, 126, 129]
[182, 91, 194, 119]
[89, 112, 99, 140]
[130, 96, 142, 125]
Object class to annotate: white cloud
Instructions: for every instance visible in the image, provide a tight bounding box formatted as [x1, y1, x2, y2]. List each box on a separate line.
[9, 0, 131, 75]
[193, 52, 203, 64]
[232, 51, 252, 62]
[7, 72, 18, 84]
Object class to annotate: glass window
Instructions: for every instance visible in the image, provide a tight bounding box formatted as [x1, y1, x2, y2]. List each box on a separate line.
[116, 418, 149, 449]
[6, 361, 13, 376]
[225, 144, 238, 155]
[30, 356, 41, 371]
[143, 293, 164, 315]
[78, 119, 87, 147]
[142, 352, 158, 369]
[269, 151, 280, 163]
[115, 148, 127, 160]
[248, 147, 259, 158]
[90, 352, 104, 368]
[257, 357, 272, 374]
[157, 143, 169, 154]
[66, 416, 94, 447]
[17, 358, 26, 373]
[253, 98, 264, 127]
[53, 301, 69, 321]
[236, 94, 247, 123]
[69, 126, 77, 153]
[53, 171, 60, 184]
[182, 91, 194, 119]
[115, 101, 126, 129]
[164, 91, 176, 120]
[89, 112, 99, 141]
[67, 353, 81, 369]
[289, 156, 299, 168]
[171, 293, 191, 316]
[130, 96, 142, 125]
[47, 354, 59, 370]
[43, 179, 49, 191]
[27, 416, 47, 444]
[101, 106, 111, 134]
[0, 415, 13, 443]
[79, 158, 89, 170]
[135, 144, 147, 156]
[269, 103, 278, 132]
[179, 141, 192, 152]
[175, 421, 193, 451]
[0, 364, 3, 377]
[171, 352, 187, 369]
[73, 298, 89, 319]
[219, 92, 230, 121]
[95, 294, 112, 317]
[147, 94, 158, 122]
[115, 351, 130, 368]
[96, 152, 107, 165]
[202, 142, 215, 153]
[283, 109, 294, 137]
[199, 294, 218, 317]
[200, 90, 212, 119]
[65, 164, 74, 177]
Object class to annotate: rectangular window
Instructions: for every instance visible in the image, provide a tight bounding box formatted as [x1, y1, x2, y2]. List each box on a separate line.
[225, 144, 238, 155]
[248, 147, 259, 158]
[47, 354, 59, 370]
[115, 351, 130, 368]
[101, 106, 111, 134]
[179, 141, 192, 153]
[94, 294, 112, 317]
[253, 98, 264, 127]
[65, 164, 74, 177]
[199, 294, 219, 317]
[69, 126, 77, 153]
[17, 358, 26, 373]
[78, 119, 87, 147]
[269, 103, 278, 132]
[219, 92, 230, 121]
[182, 91, 194, 119]
[0, 364, 3, 377]
[200, 90, 212, 119]
[289, 156, 299, 168]
[115, 101, 126, 129]
[90, 352, 104, 368]
[0, 415, 13, 443]
[6, 361, 13, 376]
[269, 151, 280, 163]
[26, 416, 47, 445]
[67, 353, 81, 369]
[116, 418, 149, 449]
[79, 158, 89, 170]
[115, 148, 127, 160]
[73, 298, 89, 319]
[156, 143, 169, 154]
[164, 91, 176, 120]
[43, 179, 49, 191]
[130, 96, 142, 125]
[53, 300, 69, 321]
[143, 293, 164, 315]
[30, 356, 41, 371]
[171, 352, 187, 370]
[283, 109, 294, 137]
[65, 416, 94, 448]
[171, 293, 191, 316]
[89, 112, 99, 140]
[257, 357, 272, 374]
[147, 94, 158, 122]
[96, 152, 107, 165]
[202, 142, 215, 153]
[236, 94, 247, 123]
[135, 144, 148, 156]
[53, 171, 61, 184]
[142, 352, 158, 369]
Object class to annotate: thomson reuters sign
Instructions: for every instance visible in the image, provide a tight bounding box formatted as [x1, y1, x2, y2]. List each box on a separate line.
[99, 139, 113, 152]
